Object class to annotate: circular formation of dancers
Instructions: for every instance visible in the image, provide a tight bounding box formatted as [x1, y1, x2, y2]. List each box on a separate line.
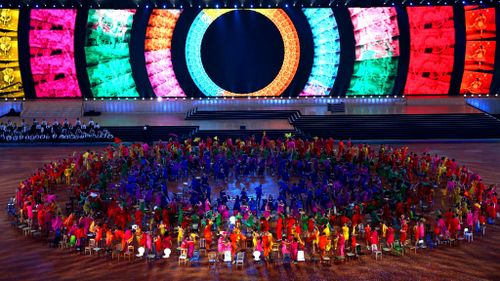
[11, 135, 498, 265]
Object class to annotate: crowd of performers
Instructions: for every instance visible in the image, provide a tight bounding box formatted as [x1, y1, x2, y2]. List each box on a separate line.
[0, 118, 113, 143]
[13, 135, 498, 263]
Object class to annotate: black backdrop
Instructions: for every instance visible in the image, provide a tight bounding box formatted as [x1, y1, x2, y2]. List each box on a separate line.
[13, 6, 500, 99]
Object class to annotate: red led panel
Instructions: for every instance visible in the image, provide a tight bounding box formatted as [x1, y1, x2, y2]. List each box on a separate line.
[405, 6, 455, 95]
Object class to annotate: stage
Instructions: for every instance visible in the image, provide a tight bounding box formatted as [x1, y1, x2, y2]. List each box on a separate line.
[2, 97, 499, 141]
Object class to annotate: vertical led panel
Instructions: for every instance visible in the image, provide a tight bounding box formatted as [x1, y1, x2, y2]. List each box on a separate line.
[405, 6, 455, 95]
[347, 8, 400, 96]
[30, 9, 80, 98]
[0, 9, 23, 98]
[300, 8, 340, 96]
[145, 9, 185, 97]
[85, 9, 138, 98]
[185, 9, 300, 97]
[460, 7, 496, 94]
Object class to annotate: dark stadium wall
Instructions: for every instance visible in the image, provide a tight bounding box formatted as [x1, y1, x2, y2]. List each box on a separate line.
[394, 5, 410, 97]
[332, 6, 355, 96]
[450, 5, 466, 96]
[75, 9, 91, 99]
[18, 9, 35, 99]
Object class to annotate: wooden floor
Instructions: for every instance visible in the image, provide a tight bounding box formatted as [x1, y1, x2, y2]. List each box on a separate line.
[0, 142, 499, 280]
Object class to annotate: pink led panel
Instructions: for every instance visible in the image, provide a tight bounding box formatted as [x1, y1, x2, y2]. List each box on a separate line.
[29, 9, 81, 97]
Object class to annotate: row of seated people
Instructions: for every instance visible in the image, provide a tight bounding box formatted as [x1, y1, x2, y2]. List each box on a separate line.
[0, 118, 114, 143]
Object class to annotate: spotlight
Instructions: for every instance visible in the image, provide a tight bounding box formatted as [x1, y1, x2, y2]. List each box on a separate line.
[215, 4, 219, 8]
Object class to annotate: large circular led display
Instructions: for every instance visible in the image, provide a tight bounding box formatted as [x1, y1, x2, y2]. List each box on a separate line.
[185, 9, 300, 97]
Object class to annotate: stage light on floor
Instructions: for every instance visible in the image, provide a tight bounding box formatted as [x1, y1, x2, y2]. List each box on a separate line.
[157, 97, 162, 102]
